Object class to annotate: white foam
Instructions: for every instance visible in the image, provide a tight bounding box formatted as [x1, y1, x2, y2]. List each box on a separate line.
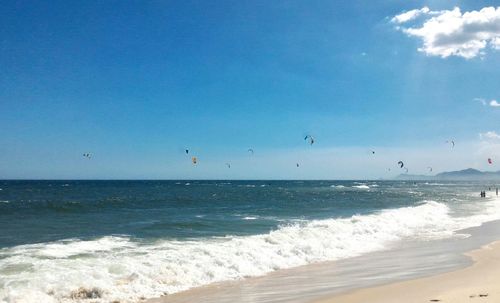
[407, 191, 423, 195]
[352, 185, 370, 189]
[243, 216, 257, 220]
[2, 199, 500, 303]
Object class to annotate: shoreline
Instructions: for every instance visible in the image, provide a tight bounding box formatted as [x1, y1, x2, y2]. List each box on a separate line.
[147, 219, 500, 303]
[146, 209, 500, 303]
[147, 238, 500, 303]
[313, 240, 500, 303]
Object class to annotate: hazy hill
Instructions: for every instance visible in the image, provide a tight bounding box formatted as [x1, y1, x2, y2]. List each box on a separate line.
[395, 168, 500, 181]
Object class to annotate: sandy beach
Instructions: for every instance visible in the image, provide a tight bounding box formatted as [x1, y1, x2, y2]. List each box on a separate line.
[314, 240, 500, 303]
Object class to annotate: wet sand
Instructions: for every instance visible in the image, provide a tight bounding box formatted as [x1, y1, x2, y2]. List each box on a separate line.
[314, 240, 500, 303]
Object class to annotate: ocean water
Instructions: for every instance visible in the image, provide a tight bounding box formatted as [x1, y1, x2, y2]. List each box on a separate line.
[0, 180, 499, 303]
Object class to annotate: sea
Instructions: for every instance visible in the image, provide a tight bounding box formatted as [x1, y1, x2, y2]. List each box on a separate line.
[1, 180, 500, 303]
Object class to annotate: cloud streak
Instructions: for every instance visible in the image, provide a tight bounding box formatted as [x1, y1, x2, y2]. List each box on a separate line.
[480, 131, 500, 140]
[392, 6, 500, 58]
[474, 98, 500, 107]
[391, 7, 430, 24]
[474, 98, 487, 105]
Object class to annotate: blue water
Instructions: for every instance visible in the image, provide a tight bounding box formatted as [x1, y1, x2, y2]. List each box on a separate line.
[0, 180, 499, 302]
[0, 180, 486, 247]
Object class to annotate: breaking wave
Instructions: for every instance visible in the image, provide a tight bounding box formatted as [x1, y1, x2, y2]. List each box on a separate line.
[1, 199, 500, 303]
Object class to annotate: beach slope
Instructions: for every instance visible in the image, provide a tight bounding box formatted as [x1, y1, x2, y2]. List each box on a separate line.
[314, 241, 500, 303]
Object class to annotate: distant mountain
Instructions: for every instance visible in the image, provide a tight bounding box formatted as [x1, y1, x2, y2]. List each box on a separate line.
[395, 168, 500, 181]
[436, 168, 500, 180]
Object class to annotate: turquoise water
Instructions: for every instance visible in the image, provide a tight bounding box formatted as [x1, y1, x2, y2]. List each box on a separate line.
[0, 180, 499, 302]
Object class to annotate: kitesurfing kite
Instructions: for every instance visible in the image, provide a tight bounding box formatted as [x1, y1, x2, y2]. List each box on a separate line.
[192, 157, 197, 165]
[488, 158, 493, 165]
[296, 163, 300, 167]
[225, 163, 231, 168]
[247, 148, 254, 155]
[446, 140, 455, 148]
[427, 167, 433, 172]
[185, 149, 189, 154]
[398, 161, 404, 168]
[304, 135, 315, 145]
[83, 153, 92, 159]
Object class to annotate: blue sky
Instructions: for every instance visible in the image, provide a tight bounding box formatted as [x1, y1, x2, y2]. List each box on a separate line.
[1, 0, 500, 179]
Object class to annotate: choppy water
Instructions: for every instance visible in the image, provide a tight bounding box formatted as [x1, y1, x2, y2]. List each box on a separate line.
[0, 180, 499, 302]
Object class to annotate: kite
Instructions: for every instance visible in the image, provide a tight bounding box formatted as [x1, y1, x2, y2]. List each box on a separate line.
[304, 135, 315, 145]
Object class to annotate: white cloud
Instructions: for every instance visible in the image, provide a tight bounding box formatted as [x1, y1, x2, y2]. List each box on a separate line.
[490, 100, 500, 107]
[491, 37, 500, 49]
[392, 6, 500, 58]
[391, 7, 430, 24]
[480, 131, 500, 140]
